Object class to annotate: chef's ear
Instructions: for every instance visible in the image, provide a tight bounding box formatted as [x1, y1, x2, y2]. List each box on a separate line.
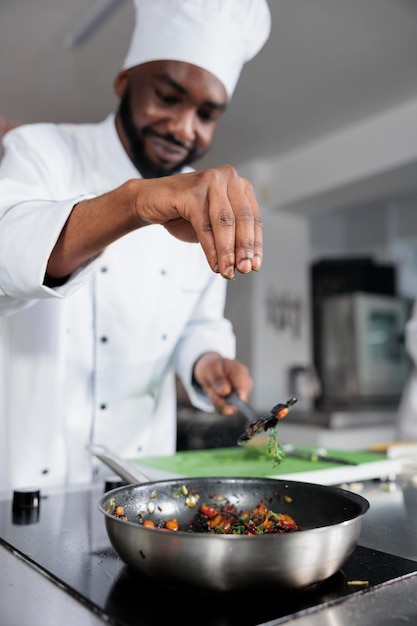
[114, 70, 129, 98]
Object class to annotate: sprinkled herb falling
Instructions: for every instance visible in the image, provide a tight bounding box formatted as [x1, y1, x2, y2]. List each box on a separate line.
[237, 396, 297, 453]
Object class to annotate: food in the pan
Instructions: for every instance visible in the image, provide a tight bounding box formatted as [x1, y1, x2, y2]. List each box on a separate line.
[106, 494, 299, 535]
[188, 498, 298, 534]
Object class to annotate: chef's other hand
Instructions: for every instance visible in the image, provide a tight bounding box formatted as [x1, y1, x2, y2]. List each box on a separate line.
[133, 165, 263, 280]
[193, 352, 253, 415]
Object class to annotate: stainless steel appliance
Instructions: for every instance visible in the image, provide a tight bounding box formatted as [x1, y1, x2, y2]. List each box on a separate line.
[318, 292, 412, 408]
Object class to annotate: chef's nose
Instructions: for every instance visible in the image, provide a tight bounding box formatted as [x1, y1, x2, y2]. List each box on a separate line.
[167, 109, 196, 145]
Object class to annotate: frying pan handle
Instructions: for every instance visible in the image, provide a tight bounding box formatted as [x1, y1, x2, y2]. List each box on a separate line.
[91, 444, 151, 484]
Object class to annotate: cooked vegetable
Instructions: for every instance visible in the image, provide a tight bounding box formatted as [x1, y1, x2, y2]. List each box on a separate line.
[164, 518, 180, 531]
[107, 496, 299, 535]
[238, 397, 297, 444]
[189, 498, 298, 534]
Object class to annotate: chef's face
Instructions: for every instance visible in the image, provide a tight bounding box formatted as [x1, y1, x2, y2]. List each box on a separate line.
[114, 60, 228, 178]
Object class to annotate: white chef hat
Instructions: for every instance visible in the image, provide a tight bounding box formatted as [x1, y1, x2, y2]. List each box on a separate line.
[122, 0, 271, 98]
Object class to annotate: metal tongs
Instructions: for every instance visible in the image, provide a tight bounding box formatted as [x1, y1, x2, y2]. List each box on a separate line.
[224, 390, 297, 445]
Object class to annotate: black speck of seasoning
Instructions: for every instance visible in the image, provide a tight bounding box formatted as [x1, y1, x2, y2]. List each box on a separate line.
[160, 269, 167, 276]
[41, 469, 49, 475]
[100, 266, 108, 273]
[100, 404, 107, 411]
[162, 334, 167, 341]
[100, 336, 108, 343]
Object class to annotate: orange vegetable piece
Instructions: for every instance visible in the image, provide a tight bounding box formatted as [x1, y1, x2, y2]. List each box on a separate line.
[209, 514, 223, 528]
[165, 518, 179, 531]
[200, 504, 219, 519]
[143, 519, 156, 528]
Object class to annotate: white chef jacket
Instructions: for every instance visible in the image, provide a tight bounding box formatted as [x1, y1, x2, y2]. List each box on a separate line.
[0, 114, 236, 492]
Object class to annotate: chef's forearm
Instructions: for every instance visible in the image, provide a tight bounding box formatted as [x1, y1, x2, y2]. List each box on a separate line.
[46, 182, 144, 279]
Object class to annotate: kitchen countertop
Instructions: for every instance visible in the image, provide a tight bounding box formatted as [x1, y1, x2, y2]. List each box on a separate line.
[2, 463, 417, 625]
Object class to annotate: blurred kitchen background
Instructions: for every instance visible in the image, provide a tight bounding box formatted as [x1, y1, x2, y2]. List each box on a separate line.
[2, 0, 417, 450]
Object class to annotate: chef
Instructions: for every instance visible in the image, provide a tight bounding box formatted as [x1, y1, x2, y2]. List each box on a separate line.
[0, 0, 271, 491]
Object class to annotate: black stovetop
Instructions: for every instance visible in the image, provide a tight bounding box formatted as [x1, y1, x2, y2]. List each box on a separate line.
[1, 485, 417, 626]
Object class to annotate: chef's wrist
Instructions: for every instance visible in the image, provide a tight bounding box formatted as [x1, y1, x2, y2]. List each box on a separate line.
[191, 365, 203, 389]
[43, 271, 71, 287]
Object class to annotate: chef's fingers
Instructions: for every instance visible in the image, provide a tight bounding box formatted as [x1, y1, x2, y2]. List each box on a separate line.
[227, 174, 263, 276]
[132, 165, 263, 278]
[195, 167, 262, 279]
[193, 353, 253, 415]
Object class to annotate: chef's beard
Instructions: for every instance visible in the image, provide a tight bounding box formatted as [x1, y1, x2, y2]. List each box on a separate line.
[117, 87, 207, 179]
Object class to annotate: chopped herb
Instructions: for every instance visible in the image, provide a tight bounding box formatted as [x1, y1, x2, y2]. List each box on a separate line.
[268, 427, 286, 466]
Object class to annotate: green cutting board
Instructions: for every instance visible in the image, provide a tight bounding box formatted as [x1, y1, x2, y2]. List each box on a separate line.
[132, 445, 399, 485]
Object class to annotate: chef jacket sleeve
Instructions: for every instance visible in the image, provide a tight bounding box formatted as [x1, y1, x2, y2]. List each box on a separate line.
[0, 192, 101, 316]
[0, 126, 101, 315]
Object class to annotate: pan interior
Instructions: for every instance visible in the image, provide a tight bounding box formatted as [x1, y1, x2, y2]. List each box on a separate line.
[99, 476, 369, 533]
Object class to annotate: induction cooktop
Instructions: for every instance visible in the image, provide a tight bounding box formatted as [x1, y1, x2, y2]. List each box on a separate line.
[1, 485, 417, 626]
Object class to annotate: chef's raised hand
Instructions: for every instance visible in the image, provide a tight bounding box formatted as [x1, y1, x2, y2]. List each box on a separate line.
[45, 165, 262, 283]
[133, 165, 263, 279]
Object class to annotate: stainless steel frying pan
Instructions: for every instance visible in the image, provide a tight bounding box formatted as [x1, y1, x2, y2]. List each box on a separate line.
[94, 445, 369, 592]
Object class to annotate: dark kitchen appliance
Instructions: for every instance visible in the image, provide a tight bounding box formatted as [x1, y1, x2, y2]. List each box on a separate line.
[312, 258, 395, 398]
[318, 292, 412, 409]
[1, 484, 417, 626]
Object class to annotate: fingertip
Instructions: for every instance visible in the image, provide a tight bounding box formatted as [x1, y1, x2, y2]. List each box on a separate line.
[221, 266, 236, 280]
[252, 255, 262, 271]
[236, 259, 252, 274]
